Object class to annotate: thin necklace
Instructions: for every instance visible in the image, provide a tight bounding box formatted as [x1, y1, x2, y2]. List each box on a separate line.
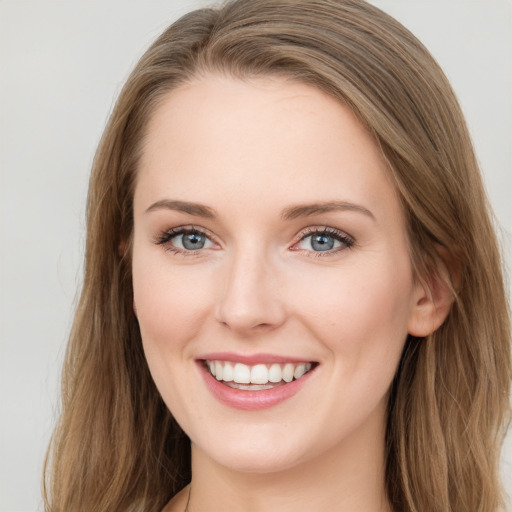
[184, 485, 191, 512]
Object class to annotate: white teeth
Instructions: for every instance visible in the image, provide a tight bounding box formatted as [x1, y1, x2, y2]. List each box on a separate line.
[250, 364, 269, 384]
[293, 363, 306, 379]
[225, 382, 281, 390]
[282, 363, 294, 383]
[222, 362, 234, 382]
[233, 363, 251, 384]
[205, 360, 314, 386]
[215, 361, 223, 381]
[268, 363, 282, 383]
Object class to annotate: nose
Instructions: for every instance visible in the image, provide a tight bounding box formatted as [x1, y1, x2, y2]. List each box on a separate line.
[214, 249, 287, 335]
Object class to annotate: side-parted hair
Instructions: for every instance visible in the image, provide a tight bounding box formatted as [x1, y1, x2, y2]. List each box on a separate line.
[43, 1, 511, 511]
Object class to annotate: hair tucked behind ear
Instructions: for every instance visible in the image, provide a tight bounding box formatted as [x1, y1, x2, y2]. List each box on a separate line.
[44, 1, 511, 511]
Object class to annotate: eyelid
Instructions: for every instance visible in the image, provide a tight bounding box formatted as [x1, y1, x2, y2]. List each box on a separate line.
[154, 225, 221, 251]
[154, 224, 354, 256]
[292, 225, 353, 242]
[290, 226, 355, 254]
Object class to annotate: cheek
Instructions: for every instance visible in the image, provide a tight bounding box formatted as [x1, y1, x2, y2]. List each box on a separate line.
[293, 256, 414, 365]
[289, 258, 414, 433]
[132, 251, 215, 356]
[131, 252, 217, 421]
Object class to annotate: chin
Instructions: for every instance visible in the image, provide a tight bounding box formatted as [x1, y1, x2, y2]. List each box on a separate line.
[206, 445, 304, 474]
[192, 428, 311, 474]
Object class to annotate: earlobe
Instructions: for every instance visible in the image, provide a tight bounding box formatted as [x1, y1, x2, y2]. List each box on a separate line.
[407, 255, 456, 337]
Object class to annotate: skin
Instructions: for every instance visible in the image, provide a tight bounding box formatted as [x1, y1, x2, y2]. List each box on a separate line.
[131, 74, 449, 512]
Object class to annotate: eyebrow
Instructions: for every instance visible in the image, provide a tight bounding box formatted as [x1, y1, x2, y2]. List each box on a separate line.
[145, 199, 375, 221]
[145, 199, 217, 218]
[281, 201, 375, 221]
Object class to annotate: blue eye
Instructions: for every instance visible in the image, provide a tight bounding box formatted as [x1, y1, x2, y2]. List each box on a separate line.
[309, 233, 336, 251]
[296, 229, 354, 253]
[173, 231, 209, 250]
[156, 228, 215, 252]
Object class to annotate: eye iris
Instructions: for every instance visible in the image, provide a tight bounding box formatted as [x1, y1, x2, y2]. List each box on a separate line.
[182, 232, 205, 250]
[311, 234, 335, 251]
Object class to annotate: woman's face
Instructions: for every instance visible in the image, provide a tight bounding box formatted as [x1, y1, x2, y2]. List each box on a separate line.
[132, 75, 426, 473]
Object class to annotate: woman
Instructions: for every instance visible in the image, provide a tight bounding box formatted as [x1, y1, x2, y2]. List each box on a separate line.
[43, 1, 511, 511]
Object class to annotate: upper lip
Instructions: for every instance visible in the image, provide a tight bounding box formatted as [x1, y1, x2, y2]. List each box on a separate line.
[196, 352, 317, 365]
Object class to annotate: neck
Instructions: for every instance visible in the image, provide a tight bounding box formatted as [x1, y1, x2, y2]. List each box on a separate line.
[186, 408, 392, 512]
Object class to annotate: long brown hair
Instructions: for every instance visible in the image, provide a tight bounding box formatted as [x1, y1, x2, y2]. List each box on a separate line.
[43, 1, 511, 510]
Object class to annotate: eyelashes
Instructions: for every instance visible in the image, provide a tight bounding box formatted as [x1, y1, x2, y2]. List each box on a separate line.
[154, 225, 355, 257]
[154, 226, 218, 255]
[290, 227, 354, 255]
[156, 227, 216, 251]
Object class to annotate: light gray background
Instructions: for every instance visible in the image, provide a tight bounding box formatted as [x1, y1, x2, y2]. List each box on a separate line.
[1, 1, 511, 511]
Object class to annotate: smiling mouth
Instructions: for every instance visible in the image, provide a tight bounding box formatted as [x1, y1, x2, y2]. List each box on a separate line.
[202, 360, 317, 390]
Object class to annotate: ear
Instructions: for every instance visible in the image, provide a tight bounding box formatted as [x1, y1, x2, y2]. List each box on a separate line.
[407, 249, 457, 337]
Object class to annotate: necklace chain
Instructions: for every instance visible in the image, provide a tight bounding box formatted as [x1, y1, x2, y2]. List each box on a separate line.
[184, 485, 191, 512]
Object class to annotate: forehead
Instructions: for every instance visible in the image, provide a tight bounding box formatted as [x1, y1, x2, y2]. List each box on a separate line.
[135, 74, 399, 220]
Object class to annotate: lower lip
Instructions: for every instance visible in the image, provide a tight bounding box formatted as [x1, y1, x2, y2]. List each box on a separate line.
[198, 362, 316, 411]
